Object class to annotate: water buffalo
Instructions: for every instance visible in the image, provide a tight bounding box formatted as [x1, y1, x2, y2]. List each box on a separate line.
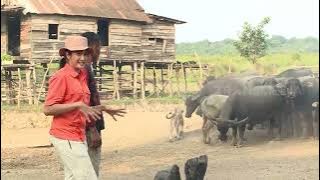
[154, 164, 181, 180]
[197, 95, 248, 144]
[276, 68, 313, 78]
[215, 82, 292, 147]
[184, 155, 208, 180]
[312, 102, 319, 139]
[185, 78, 245, 118]
[286, 77, 319, 138]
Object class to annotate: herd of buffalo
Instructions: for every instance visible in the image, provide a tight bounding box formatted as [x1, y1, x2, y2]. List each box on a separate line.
[185, 68, 319, 147]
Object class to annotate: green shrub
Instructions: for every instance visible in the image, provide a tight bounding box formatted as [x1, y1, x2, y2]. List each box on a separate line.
[1, 54, 13, 62]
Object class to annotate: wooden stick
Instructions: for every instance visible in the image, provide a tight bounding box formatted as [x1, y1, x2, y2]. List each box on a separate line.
[153, 66, 158, 96]
[175, 65, 181, 96]
[140, 62, 145, 99]
[182, 64, 188, 93]
[17, 68, 21, 109]
[194, 52, 203, 88]
[26, 68, 32, 104]
[160, 67, 164, 94]
[32, 64, 37, 104]
[168, 64, 173, 97]
[133, 62, 137, 98]
[37, 57, 54, 105]
[113, 60, 120, 100]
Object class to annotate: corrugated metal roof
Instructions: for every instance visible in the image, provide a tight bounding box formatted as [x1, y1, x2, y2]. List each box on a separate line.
[147, 13, 186, 24]
[19, 0, 152, 23]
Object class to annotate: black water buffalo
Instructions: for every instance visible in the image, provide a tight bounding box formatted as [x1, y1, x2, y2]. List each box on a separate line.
[154, 165, 181, 180]
[196, 94, 249, 144]
[185, 78, 245, 118]
[312, 102, 319, 139]
[215, 82, 293, 147]
[276, 68, 313, 78]
[286, 77, 319, 138]
[184, 155, 208, 180]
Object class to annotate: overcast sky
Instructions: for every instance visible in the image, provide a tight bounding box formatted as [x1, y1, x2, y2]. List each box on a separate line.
[137, 0, 319, 43]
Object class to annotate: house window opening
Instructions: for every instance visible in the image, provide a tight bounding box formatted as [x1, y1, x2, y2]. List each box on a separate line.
[48, 24, 58, 39]
[97, 19, 109, 46]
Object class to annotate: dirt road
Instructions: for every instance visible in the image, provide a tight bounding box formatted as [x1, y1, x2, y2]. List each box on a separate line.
[1, 110, 319, 180]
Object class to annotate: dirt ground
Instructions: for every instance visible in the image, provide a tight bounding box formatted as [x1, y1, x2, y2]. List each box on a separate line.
[1, 106, 319, 180]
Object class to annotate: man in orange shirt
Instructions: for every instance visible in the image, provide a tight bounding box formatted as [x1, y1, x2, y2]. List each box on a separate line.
[44, 36, 125, 179]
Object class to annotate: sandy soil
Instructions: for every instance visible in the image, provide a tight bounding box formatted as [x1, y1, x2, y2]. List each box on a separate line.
[1, 109, 319, 180]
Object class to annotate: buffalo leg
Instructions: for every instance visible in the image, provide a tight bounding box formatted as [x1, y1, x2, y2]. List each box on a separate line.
[267, 119, 274, 139]
[292, 112, 301, 138]
[237, 125, 246, 147]
[280, 112, 289, 138]
[298, 112, 309, 139]
[274, 118, 282, 141]
[231, 126, 237, 146]
[286, 113, 293, 138]
[312, 109, 319, 140]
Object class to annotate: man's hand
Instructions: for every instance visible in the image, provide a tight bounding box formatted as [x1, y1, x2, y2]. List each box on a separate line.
[93, 105, 126, 121]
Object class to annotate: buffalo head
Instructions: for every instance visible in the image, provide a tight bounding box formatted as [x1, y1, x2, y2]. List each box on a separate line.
[185, 94, 201, 118]
[286, 78, 303, 99]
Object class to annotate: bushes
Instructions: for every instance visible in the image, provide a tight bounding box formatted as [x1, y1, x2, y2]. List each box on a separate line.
[1, 54, 13, 62]
[177, 53, 319, 76]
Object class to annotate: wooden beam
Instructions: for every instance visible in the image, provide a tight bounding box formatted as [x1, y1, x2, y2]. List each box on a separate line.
[17, 68, 21, 108]
[25, 69, 33, 104]
[168, 63, 173, 96]
[182, 64, 188, 93]
[140, 62, 145, 99]
[132, 62, 138, 98]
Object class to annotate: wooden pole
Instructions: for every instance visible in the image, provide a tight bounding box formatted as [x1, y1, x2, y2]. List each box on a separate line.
[194, 52, 203, 88]
[37, 58, 54, 105]
[32, 64, 37, 104]
[133, 62, 137, 98]
[160, 67, 165, 94]
[17, 68, 21, 108]
[168, 64, 173, 96]
[7, 70, 14, 104]
[140, 62, 145, 99]
[4, 70, 10, 104]
[175, 65, 181, 96]
[26, 68, 32, 104]
[153, 66, 158, 96]
[113, 60, 120, 100]
[182, 64, 188, 93]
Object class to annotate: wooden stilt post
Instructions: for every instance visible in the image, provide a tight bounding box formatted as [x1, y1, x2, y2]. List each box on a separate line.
[7, 70, 14, 104]
[38, 58, 54, 105]
[153, 66, 158, 97]
[168, 63, 173, 97]
[113, 60, 120, 100]
[32, 64, 37, 105]
[194, 52, 203, 88]
[5, 71, 10, 104]
[140, 62, 145, 99]
[160, 67, 164, 94]
[133, 62, 137, 98]
[182, 64, 188, 93]
[26, 68, 33, 104]
[175, 65, 181, 96]
[17, 68, 21, 108]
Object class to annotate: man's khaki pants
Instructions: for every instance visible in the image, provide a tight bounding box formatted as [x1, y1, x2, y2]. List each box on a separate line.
[49, 135, 98, 180]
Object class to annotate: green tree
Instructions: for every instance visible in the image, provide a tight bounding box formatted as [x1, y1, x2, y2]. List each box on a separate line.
[233, 17, 271, 64]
